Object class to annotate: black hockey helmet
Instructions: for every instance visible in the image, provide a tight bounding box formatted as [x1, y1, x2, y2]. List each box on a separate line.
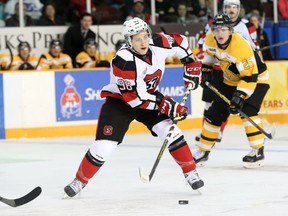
[49, 39, 62, 49]
[211, 13, 233, 31]
[84, 38, 97, 50]
[115, 39, 126, 51]
[17, 41, 31, 52]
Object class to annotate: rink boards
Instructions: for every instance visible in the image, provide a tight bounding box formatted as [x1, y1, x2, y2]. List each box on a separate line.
[1, 62, 288, 139]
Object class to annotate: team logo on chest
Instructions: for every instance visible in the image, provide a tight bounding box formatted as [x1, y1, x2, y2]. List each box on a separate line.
[144, 69, 162, 91]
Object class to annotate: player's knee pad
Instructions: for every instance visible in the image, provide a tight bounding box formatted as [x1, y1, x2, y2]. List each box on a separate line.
[152, 119, 183, 145]
[206, 108, 229, 126]
[89, 140, 118, 164]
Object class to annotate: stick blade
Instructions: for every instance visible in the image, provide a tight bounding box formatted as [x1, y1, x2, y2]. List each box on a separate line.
[138, 168, 150, 183]
[0, 186, 42, 207]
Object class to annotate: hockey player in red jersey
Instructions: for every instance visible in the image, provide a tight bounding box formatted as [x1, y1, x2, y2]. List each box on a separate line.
[64, 17, 204, 197]
[193, 0, 259, 144]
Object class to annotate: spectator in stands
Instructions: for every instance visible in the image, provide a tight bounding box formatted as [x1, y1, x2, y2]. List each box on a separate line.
[278, 0, 288, 20]
[10, 41, 39, 70]
[5, 2, 35, 26]
[66, 0, 97, 24]
[249, 13, 273, 60]
[170, 2, 199, 24]
[0, 0, 8, 27]
[63, 12, 96, 67]
[37, 1, 65, 26]
[4, 0, 43, 20]
[38, 39, 73, 70]
[241, 0, 263, 16]
[125, 0, 152, 24]
[195, 0, 211, 23]
[75, 38, 110, 68]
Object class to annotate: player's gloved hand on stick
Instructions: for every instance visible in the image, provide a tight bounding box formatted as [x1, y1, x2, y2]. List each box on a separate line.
[183, 61, 202, 90]
[154, 92, 188, 121]
[200, 64, 213, 88]
[229, 91, 247, 114]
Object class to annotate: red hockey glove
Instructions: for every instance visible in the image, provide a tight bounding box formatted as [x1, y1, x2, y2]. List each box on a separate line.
[183, 61, 202, 90]
[158, 96, 188, 121]
[229, 91, 247, 114]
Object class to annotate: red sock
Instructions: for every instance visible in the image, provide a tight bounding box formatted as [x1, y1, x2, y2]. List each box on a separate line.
[220, 119, 228, 133]
[169, 144, 196, 173]
[76, 156, 101, 184]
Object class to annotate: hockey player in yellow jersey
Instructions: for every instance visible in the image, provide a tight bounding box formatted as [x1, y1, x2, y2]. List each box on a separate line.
[0, 53, 11, 70]
[10, 41, 39, 70]
[193, 13, 269, 169]
[75, 38, 110, 68]
[38, 39, 73, 70]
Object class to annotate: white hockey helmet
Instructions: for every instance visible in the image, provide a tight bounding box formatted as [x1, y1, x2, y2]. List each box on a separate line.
[223, 0, 240, 7]
[122, 17, 151, 47]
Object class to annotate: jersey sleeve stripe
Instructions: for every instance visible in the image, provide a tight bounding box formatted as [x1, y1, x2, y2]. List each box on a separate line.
[152, 33, 170, 48]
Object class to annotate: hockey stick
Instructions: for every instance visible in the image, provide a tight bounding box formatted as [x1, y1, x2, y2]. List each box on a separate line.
[35, 54, 47, 69]
[205, 81, 275, 139]
[139, 83, 193, 183]
[6, 41, 13, 70]
[260, 40, 288, 51]
[0, 186, 42, 207]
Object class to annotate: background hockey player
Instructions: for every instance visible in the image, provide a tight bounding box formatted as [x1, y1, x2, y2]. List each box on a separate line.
[193, 0, 259, 143]
[10, 41, 39, 70]
[193, 13, 269, 169]
[64, 17, 204, 198]
[38, 39, 73, 70]
[75, 38, 110, 68]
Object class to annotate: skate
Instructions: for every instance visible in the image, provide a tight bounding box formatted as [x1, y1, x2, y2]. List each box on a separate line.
[184, 169, 204, 190]
[64, 178, 87, 198]
[193, 149, 210, 167]
[243, 146, 264, 169]
[195, 132, 222, 142]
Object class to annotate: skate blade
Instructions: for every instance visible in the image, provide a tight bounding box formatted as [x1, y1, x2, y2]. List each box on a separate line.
[196, 189, 202, 195]
[196, 161, 206, 167]
[243, 160, 264, 169]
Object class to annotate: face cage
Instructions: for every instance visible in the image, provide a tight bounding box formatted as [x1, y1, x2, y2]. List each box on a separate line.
[125, 26, 152, 47]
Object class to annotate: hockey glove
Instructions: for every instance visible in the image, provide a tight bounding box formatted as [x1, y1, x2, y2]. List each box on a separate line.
[229, 91, 247, 114]
[183, 61, 202, 90]
[200, 64, 213, 88]
[154, 92, 188, 121]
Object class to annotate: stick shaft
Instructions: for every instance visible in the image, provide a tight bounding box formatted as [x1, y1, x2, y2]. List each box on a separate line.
[145, 84, 193, 181]
[205, 81, 273, 139]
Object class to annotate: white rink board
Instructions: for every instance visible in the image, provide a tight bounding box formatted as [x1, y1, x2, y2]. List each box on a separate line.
[2, 70, 204, 129]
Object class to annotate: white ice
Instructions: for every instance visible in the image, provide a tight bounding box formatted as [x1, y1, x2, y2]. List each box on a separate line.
[0, 124, 288, 216]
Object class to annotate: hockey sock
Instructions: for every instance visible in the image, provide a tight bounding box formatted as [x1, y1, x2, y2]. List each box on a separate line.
[220, 119, 228, 133]
[76, 151, 103, 184]
[242, 116, 265, 148]
[169, 144, 196, 173]
[198, 120, 220, 151]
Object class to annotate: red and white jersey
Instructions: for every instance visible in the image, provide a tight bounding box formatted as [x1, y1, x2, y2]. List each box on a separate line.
[101, 32, 192, 110]
[198, 17, 259, 50]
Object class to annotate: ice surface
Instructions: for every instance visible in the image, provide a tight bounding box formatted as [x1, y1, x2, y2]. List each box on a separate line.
[0, 124, 288, 216]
